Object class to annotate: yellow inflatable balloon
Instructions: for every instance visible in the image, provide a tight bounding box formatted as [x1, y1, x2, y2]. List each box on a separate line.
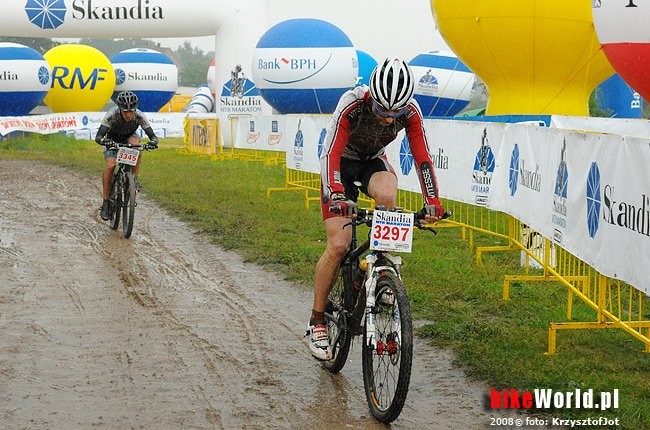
[44, 44, 115, 112]
[430, 0, 615, 116]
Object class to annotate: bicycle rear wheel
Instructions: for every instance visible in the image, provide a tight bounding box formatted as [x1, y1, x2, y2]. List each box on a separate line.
[362, 272, 413, 424]
[122, 173, 137, 238]
[322, 261, 355, 373]
[109, 172, 121, 230]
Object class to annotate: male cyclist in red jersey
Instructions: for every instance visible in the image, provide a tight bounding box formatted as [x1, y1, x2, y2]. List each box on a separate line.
[95, 90, 158, 221]
[305, 58, 446, 360]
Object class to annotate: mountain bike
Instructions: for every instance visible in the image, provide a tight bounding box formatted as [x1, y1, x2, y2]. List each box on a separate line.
[323, 206, 450, 423]
[104, 140, 155, 239]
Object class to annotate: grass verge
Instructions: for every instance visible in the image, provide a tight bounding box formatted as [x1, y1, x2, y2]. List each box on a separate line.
[2, 134, 648, 429]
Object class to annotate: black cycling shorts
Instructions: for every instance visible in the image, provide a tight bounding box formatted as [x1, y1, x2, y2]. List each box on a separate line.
[321, 155, 395, 220]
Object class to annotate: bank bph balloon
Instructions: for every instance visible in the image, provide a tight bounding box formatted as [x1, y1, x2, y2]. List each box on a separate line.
[251, 18, 358, 114]
[44, 44, 115, 112]
[592, 1, 650, 102]
[0, 42, 51, 116]
[409, 50, 475, 117]
[111, 48, 178, 112]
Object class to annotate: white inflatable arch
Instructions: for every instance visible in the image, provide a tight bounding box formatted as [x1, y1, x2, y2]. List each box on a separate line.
[0, 0, 268, 105]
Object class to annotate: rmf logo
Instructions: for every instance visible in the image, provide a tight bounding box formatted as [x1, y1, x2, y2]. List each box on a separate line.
[50, 66, 109, 90]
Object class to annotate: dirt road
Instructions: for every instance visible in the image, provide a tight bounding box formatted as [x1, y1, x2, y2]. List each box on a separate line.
[0, 159, 507, 429]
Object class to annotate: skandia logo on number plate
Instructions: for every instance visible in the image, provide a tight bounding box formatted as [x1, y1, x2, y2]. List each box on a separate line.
[25, 0, 165, 30]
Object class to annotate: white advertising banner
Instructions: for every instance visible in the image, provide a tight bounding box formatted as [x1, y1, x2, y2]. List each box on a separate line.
[1, 0, 220, 38]
[384, 120, 506, 207]
[233, 113, 650, 293]
[487, 124, 650, 295]
[233, 115, 288, 151]
[559, 133, 650, 294]
[284, 115, 326, 174]
[0, 112, 186, 138]
[550, 115, 650, 139]
[487, 124, 561, 229]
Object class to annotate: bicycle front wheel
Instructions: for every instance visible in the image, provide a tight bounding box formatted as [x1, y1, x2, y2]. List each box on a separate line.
[122, 173, 137, 238]
[362, 272, 413, 424]
[322, 262, 355, 373]
[109, 172, 121, 230]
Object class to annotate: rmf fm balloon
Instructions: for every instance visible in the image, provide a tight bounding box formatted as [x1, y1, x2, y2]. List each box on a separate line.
[44, 44, 115, 112]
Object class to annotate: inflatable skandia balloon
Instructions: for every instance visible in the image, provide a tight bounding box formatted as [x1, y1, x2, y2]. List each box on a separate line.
[44, 44, 115, 112]
[207, 58, 216, 96]
[356, 50, 377, 87]
[592, 2, 650, 103]
[251, 18, 358, 114]
[0, 42, 51, 116]
[111, 48, 178, 112]
[593, 74, 642, 119]
[409, 50, 475, 117]
[430, 0, 614, 116]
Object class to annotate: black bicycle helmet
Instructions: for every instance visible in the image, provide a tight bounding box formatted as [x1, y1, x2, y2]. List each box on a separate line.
[369, 57, 414, 111]
[116, 90, 139, 111]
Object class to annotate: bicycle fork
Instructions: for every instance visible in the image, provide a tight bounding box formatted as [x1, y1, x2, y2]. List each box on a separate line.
[363, 253, 402, 350]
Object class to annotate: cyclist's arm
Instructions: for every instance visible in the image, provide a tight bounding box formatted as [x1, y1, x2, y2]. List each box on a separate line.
[95, 124, 110, 145]
[404, 103, 440, 206]
[320, 98, 357, 197]
[142, 125, 158, 142]
[137, 113, 158, 143]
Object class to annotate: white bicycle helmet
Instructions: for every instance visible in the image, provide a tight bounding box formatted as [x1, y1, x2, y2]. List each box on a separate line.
[369, 57, 414, 111]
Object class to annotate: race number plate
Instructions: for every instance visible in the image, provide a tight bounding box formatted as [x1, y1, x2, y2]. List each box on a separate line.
[370, 210, 414, 253]
[116, 147, 139, 166]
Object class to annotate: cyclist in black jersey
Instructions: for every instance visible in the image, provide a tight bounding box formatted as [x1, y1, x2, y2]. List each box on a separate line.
[95, 91, 158, 221]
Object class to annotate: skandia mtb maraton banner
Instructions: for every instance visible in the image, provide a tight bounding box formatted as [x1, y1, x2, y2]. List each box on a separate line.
[0, 0, 219, 38]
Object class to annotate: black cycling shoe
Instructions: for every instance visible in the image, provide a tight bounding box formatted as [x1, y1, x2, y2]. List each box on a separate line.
[100, 200, 110, 221]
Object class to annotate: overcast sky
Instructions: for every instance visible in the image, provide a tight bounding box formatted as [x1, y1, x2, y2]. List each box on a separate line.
[144, 0, 450, 62]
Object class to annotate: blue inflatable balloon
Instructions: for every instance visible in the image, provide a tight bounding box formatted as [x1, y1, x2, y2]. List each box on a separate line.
[251, 18, 358, 114]
[594, 74, 643, 118]
[0, 42, 50, 116]
[409, 50, 475, 117]
[111, 48, 178, 112]
[356, 50, 377, 87]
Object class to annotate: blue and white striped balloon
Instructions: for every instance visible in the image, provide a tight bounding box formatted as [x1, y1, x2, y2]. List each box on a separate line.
[185, 85, 214, 113]
[409, 50, 475, 117]
[0, 42, 50, 116]
[111, 48, 178, 112]
[251, 18, 358, 114]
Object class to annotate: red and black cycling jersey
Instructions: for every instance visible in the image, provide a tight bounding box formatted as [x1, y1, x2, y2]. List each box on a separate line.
[94, 109, 158, 144]
[320, 85, 440, 206]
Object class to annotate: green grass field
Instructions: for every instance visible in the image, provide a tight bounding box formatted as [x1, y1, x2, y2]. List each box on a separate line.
[2, 134, 648, 429]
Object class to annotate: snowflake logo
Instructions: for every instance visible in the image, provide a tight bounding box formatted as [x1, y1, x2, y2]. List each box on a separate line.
[25, 0, 67, 30]
[399, 136, 413, 176]
[37, 66, 50, 85]
[115, 69, 126, 86]
[317, 128, 326, 158]
[586, 162, 601, 238]
[508, 144, 520, 196]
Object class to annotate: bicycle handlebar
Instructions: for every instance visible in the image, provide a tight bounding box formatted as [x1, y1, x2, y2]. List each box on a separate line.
[102, 139, 157, 150]
[345, 207, 452, 232]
